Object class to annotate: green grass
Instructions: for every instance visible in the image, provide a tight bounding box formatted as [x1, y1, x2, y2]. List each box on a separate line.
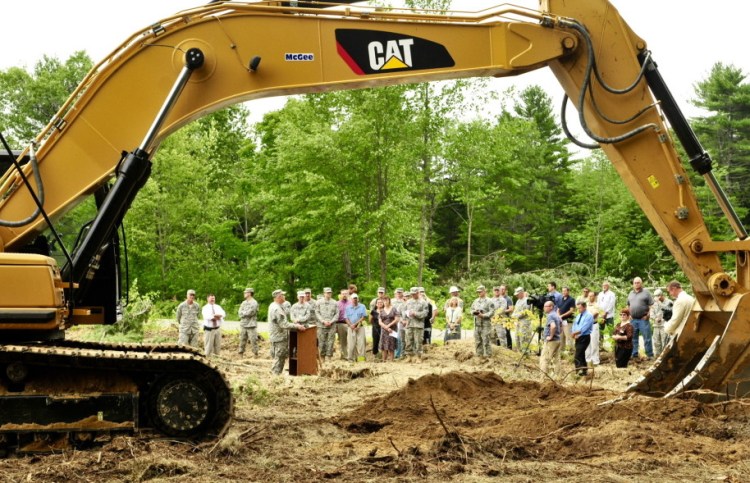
[234, 375, 275, 406]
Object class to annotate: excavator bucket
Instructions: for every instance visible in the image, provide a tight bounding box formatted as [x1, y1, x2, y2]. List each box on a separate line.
[627, 294, 750, 400]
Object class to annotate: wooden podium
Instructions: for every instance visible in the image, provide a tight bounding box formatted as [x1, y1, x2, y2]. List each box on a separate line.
[289, 326, 318, 376]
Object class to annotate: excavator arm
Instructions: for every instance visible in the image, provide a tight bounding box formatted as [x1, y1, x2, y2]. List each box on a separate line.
[0, 0, 747, 450]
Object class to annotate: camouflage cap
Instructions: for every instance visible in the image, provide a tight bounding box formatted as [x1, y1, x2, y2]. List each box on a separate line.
[297, 291, 306, 297]
[476, 285, 486, 292]
[272, 289, 286, 297]
[409, 287, 419, 294]
[395, 288, 404, 293]
[323, 287, 332, 293]
[304, 288, 312, 293]
[377, 287, 385, 293]
[187, 289, 196, 296]
[244, 288, 254, 294]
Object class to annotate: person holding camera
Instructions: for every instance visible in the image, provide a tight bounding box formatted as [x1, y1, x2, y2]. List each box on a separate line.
[470, 285, 495, 361]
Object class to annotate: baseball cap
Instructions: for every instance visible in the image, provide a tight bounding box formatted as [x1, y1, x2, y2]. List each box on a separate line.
[351, 293, 359, 299]
[297, 291, 306, 297]
[323, 287, 332, 293]
[514, 287, 524, 295]
[244, 288, 254, 294]
[272, 289, 286, 297]
[377, 287, 385, 293]
[654, 288, 663, 296]
[449, 286, 459, 293]
[418, 287, 425, 293]
[304, 288, 312, 293]
[476, 285, 486, 292]
[395, 288, 404, 293]
[409, 287, 419, 294]
[187, 289, 196, 296]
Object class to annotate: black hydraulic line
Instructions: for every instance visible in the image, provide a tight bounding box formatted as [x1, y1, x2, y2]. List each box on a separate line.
[64, 48, 205, 297]
[0, 135, 73, 269]
[557, 18, 657, 145]
[639, 51, 748, 240]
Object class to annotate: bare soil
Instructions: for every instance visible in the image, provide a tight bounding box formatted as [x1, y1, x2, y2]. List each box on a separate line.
[3, 326, 750, 482]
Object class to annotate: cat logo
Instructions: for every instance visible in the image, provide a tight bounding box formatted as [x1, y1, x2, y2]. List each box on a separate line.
[368, 38, 414, 71]
[336, 29, 454, 75]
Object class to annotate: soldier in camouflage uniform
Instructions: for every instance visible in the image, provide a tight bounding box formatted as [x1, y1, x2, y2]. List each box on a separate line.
[304, 288, 317, 314]
[490, 286, 509, 347]
[513, 287, 532, 353]
[391, 288, 407, 359]
[268, 289, 307, 375]
[650, 288, 673, 355]
[316, 287, 339, 360]
[403, 287, 429, 362]
[471, 285, 495, 359]
[291, 291, 314, 328]
[238, 288, 259, 357]
[176, 289, 202, 347]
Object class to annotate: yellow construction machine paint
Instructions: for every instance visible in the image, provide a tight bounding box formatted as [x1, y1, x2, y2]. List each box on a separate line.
[0, 0, 747, 451]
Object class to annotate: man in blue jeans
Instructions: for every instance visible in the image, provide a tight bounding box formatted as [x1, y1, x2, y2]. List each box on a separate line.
[627, 277, 654, 359]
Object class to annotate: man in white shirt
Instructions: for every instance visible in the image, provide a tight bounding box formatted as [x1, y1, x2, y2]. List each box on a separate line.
[202, 293, 226, 357]
[664, 281, 695, 337]
[596, 281, 617, 329]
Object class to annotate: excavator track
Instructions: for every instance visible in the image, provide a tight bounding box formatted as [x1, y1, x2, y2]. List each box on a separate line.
[0, 340, 233, 454]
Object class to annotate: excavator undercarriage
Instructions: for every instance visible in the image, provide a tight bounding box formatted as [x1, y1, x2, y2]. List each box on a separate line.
[0, 340, 232, 454]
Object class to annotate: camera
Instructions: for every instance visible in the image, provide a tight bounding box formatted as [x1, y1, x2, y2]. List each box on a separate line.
[527, 293, 555, 311]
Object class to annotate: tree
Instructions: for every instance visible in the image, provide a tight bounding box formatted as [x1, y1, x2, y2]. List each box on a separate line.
[691, 63, 750, 227]
[0, 52, 93, 147]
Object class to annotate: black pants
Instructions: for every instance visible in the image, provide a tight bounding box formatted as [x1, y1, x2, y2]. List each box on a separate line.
[574, 334, 591, 375]
[423, 325, 432, 344]
[506, 327, 513, 349]
[372, 324, 381, 355]
[615, 346, 631, 368]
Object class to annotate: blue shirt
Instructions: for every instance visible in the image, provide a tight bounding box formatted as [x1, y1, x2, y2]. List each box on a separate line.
[550, 290, 563, 308]
[345, 303, 367, 325]
[572, 310, 594, 336]
[544, 312, 562, 341]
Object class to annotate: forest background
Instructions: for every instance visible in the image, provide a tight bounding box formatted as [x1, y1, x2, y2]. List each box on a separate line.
[1, 5, 749, 323]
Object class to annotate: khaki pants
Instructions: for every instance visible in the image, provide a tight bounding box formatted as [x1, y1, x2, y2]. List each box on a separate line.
[204, 328, 221, 357]
[336, 323, 348, 359]
[347, 325, 366, 361]
[561, 321, 573, 351]
[540, 340, 561, 378]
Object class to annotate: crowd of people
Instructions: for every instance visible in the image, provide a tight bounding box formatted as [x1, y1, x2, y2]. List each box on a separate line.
[173, 277, 696, 378]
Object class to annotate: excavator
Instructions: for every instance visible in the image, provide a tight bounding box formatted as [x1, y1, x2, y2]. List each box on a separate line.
[0, 0, 745, 453]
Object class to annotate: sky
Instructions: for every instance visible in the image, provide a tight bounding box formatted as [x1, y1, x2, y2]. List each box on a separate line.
[2, 1, 749, 127]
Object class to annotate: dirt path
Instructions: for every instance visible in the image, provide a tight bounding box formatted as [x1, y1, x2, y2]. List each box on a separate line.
[2, 327, 749, 482]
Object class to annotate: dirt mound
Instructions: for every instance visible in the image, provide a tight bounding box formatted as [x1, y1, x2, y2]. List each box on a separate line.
[338, 370, 750, 473]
